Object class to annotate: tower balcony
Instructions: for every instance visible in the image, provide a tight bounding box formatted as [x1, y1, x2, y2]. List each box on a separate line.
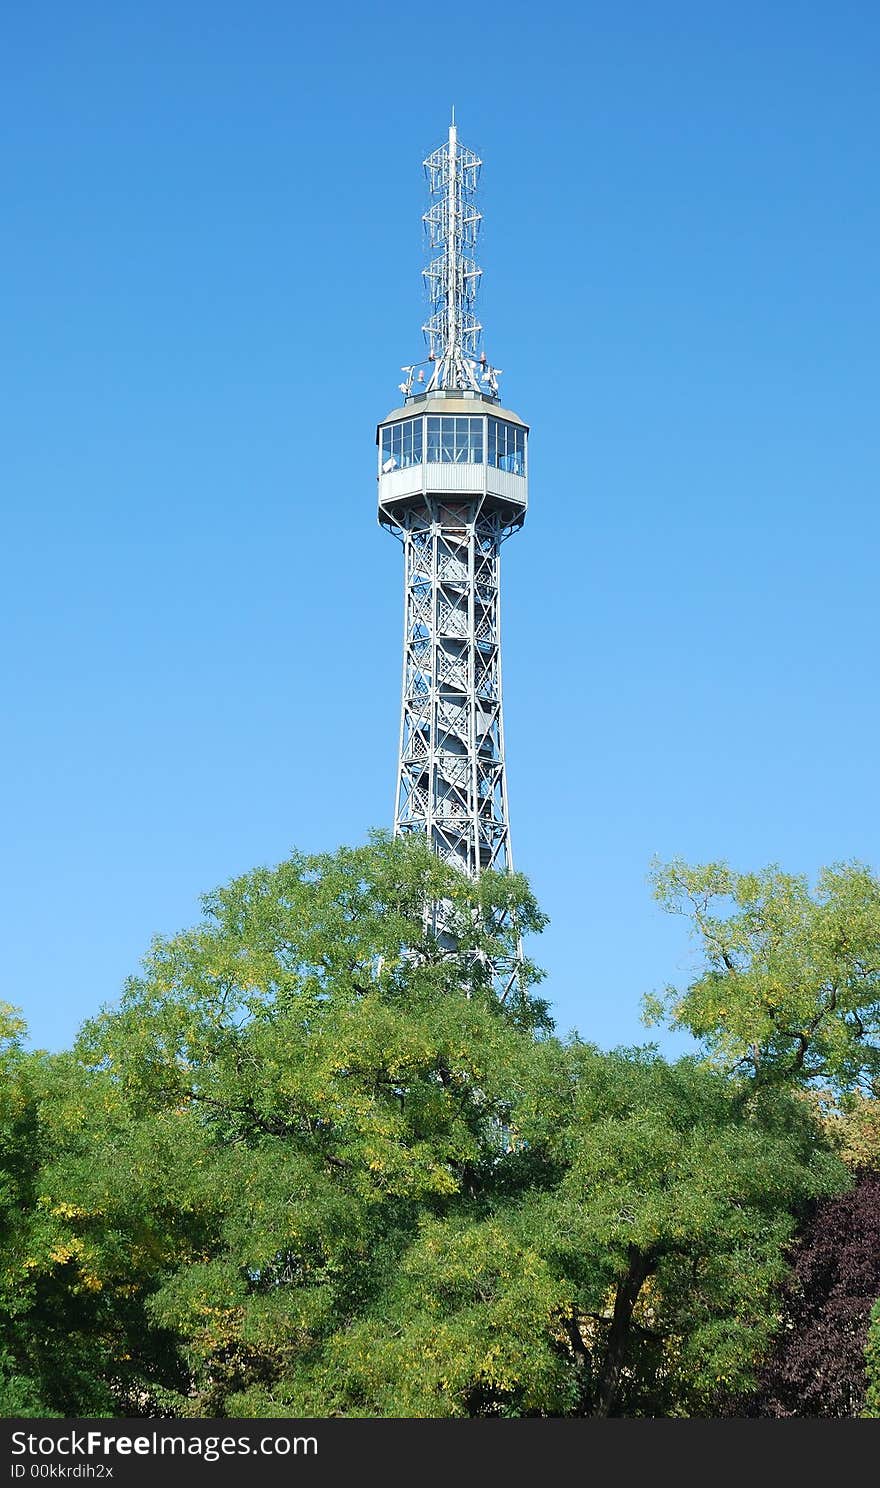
[377, 392, 528, 533]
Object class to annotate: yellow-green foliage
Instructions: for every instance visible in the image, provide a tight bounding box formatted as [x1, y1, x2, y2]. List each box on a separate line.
[648, 859, 880, 1093]
[0, 841, 865, 1419]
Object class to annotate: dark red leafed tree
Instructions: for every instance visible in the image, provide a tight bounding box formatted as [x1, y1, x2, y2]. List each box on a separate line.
[752, 1169, 880, 1417]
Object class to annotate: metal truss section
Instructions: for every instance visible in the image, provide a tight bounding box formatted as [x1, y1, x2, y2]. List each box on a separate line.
[393, 498, 512, 880]
[385, 492, 523, 1001]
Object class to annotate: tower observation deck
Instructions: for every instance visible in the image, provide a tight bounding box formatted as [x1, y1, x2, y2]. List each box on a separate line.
[377, 119, 528, 917]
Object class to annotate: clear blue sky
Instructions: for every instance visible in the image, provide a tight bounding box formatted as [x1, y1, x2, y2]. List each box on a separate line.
[3, 1, 879, 1054]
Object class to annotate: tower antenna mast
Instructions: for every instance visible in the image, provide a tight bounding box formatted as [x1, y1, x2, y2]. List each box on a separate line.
[421, 119, 490, 394]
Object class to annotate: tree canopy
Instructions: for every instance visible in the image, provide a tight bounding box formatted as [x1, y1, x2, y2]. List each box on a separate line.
[647, 859, 880, 1093]
[4, 840, 879, 1417]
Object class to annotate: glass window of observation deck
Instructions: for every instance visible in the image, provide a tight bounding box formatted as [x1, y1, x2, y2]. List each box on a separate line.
[381, 418, 423, 471]
[488, 418, 525, 475]
[426, 416, 484, 464]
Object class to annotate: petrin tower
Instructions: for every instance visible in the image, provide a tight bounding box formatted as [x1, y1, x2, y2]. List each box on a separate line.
[377, 118, 528, 946]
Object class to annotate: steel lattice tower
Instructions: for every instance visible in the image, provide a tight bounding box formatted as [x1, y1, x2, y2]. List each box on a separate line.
[376, 118, 528, 954]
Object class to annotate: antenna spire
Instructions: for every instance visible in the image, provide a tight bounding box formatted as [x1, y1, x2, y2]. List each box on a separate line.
[419, 120, 490, 395]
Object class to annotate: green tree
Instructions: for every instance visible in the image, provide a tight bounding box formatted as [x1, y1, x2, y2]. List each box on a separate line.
[304, 1048, 840, 1418]
[525, 1048, 842, 1416]
[798, 1085, 880, 1170]
[0, 1004, 49, 1415]
[22, 838, 847, 1418]
[55, 834, 548, 1415]
[0, 1006, 176, 1415]
[832, 1089, 880, 1168]
[647, 859, 880, 1092]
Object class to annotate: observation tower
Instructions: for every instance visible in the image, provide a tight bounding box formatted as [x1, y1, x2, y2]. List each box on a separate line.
[377, 118, 529, 936]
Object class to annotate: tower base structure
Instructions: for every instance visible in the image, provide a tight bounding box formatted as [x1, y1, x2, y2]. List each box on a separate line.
[378, 390, 528, 997]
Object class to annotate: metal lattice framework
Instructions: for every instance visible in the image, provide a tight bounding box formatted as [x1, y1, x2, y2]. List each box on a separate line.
[394, 500, 513, 876]
[377, 118, 528, 996]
